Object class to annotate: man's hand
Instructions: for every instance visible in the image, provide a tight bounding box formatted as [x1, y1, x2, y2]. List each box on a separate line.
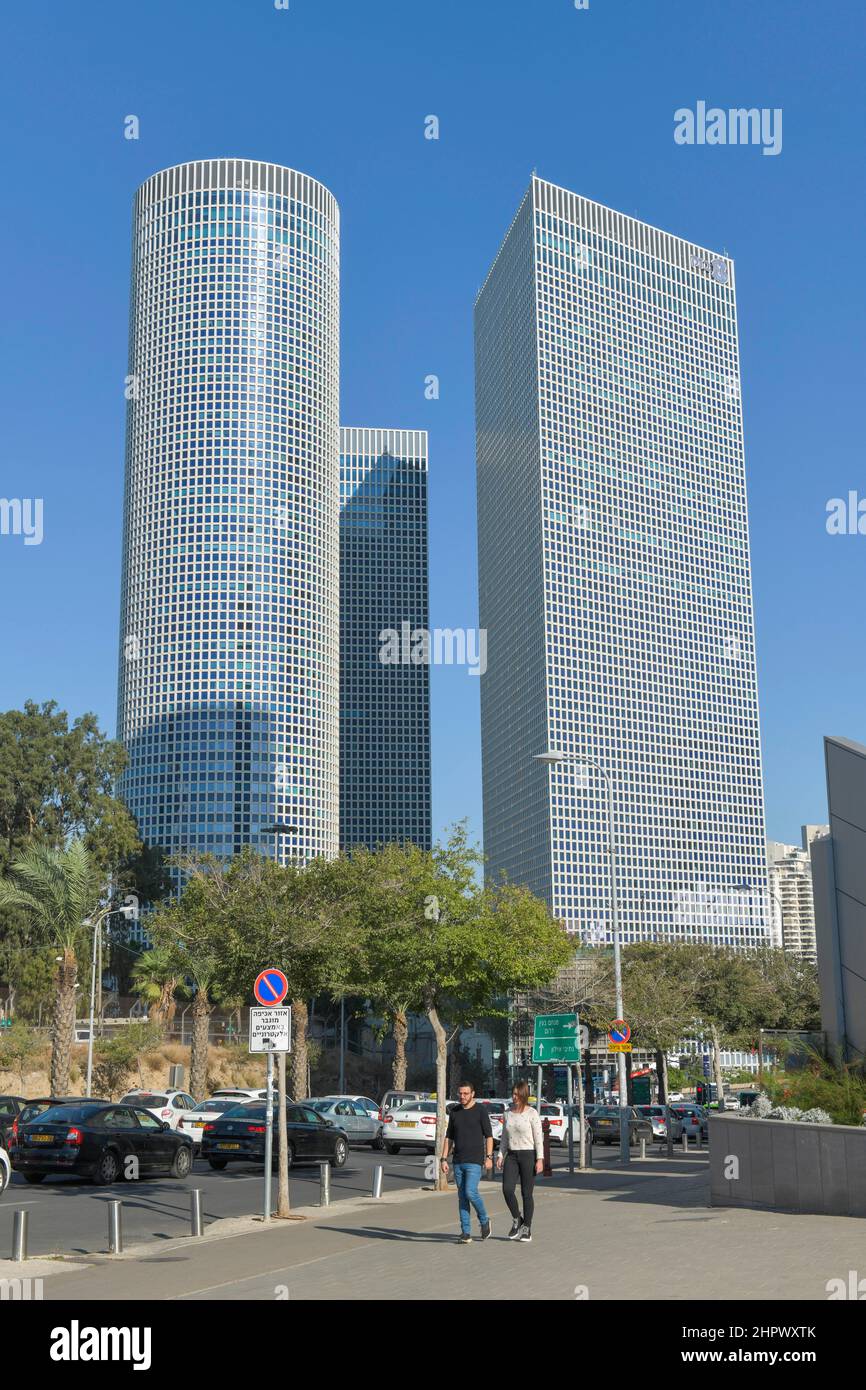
[484, 1156, 493, 1171]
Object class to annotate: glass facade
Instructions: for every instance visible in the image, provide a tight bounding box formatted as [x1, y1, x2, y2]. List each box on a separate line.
[475, 175, 769, 948]
[117, 159, 340, 878]
[340, 428, 431, 852]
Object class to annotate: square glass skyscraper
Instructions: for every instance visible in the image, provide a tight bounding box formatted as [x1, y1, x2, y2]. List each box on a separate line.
[340, 428, 431, 853]
[474, 176, 769, 948]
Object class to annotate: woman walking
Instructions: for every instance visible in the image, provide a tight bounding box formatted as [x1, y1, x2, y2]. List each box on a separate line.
[497, 1080, 544, 1242]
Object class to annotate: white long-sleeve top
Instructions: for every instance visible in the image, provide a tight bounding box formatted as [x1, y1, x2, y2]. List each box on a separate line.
[500, 1105, 544, 1159]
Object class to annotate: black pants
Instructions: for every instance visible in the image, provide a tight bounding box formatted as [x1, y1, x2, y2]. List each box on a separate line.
[502, 1149, 536, 1228]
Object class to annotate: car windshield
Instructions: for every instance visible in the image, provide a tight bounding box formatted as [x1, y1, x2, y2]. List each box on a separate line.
[221, 1103, 264, 1119]
[195, 1100, 238, 1114]
[308, 1101, 334, 1112]
[127, 1093, 168, 1106]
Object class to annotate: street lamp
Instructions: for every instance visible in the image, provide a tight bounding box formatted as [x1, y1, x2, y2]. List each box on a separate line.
[535, 749, 630, 1165]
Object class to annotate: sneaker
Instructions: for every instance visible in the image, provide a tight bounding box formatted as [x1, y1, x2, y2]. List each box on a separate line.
[457, 1233, 472, 1244]
[518, 1225, 532, 1242]
[507, 1218, 523, 1240]
[480, 1220, 492, 1241]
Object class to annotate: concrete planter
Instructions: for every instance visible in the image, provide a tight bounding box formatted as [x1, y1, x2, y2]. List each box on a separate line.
[710, 1112, 866, 1218]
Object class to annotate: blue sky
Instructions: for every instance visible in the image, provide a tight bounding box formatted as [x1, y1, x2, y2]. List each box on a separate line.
[0, 0, 864, 849]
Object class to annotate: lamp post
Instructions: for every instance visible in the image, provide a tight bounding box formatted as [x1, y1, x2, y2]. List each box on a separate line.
[535, 749, 630, 1165]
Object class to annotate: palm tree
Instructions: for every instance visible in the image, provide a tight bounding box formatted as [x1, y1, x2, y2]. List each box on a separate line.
[131, 945, 179, 1027]
[178, 954, 221, 1102]
[0, 840, 103, 1094]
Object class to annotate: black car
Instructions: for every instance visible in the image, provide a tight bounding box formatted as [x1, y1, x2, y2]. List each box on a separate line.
[0, 1096, 26, 1147]
[201, 1101, 349, 1171]
[585, 1105, 653, 1147]
[8, 1096, 107, 1149]
[10, 1102, 194, 1184]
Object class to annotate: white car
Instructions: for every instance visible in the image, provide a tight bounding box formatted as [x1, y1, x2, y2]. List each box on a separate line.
[477, 1099, 509, 1145]
[383, 1100, 453, 1154]
[0, 1145, 10, 1195]
[540, 1102, 593, 1149]
[210, 1087, 270, 1102]
[177, 1097, 245, 1145]
[120, 1089, 197, 1130]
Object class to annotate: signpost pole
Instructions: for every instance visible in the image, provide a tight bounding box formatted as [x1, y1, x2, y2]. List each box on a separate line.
[263, 1047, 274, 1222]
[566, 1064, 575, 1174]
[536, 1064, 543, 1109]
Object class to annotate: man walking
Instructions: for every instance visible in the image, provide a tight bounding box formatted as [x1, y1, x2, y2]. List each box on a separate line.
[441, 1083, 494, 1244]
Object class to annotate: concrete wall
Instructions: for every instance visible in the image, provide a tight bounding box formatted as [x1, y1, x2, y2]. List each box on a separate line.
[710, 1114, 866, 1217]
[812, 735, 866, 1061]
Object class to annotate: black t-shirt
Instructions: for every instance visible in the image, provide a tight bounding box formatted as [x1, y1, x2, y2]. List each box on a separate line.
[445, 1103, 492, 1165]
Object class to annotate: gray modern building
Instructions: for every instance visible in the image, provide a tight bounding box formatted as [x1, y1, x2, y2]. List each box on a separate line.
[812, 735, 866, 1060]
[117, 159, 341, 874]
[340, 428, 431, 852]
[475, 175, 769, 947]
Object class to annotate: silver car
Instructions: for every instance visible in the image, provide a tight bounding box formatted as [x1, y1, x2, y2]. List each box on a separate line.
[305, 1096, 384, 1148]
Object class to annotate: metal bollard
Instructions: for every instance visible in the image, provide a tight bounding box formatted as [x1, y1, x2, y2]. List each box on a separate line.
[11, 1210, 28, 1262]
[190, 1188, 203, 1237]
[640, 1137, 646, 1159]
[319, 1161, 331, 1207]
[108, 1199, 123, 1254]
[371, 1164, 384, 1199]
[681, 1132, 689, 1153]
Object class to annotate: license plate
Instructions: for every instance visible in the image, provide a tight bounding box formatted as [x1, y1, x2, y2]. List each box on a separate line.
[217, 1142, 240, 1150]
[30, 1134, 54, 1143]
[191, 1121, 203, 1128]
[597, 1119, 612, 1127]
[397, 1122, 414, 1129]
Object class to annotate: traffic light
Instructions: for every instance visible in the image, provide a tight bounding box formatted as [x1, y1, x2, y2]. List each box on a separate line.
[696, 1082, 708, 1105]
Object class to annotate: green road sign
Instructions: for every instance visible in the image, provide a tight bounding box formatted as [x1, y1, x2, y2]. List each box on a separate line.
[532, 1012, 581, 1064]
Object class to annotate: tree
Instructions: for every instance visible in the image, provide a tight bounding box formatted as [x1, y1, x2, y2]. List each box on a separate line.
[0, 701, 140, 874]
[0, 840, 105, 1093]
[0, 1019, 41, 1089]
[149, 849, 359, 1216]
[690, 946, 777, 1102]
[131, 946, 179, 1026]
[348, 827, 574, 1187]
[620, 943, 701, 1102]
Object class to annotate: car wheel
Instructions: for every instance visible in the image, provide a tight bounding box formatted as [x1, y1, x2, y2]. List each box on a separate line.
[0, 1161, 9, 1194]
[23, 1172, 47, 1184]
[171, 1144, 192, 1179]
[92, 1150, 120, 1186]
[371, 1132, 385, 1151]
[208, 1159, 228, 1171]
[330, 1138, 348, 1168]
[283, 1142, 295, 1170]
[385, 1143, 400, 1155]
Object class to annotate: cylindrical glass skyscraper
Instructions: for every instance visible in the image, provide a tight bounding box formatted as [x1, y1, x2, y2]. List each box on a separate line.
[117, 159, 340, 873]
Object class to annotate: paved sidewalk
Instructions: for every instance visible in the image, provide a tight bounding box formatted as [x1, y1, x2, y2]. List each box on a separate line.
[19, 1156, 866, 1301]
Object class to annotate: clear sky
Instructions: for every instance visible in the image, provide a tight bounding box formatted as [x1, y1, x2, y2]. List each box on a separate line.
[1, 0, 864, 850]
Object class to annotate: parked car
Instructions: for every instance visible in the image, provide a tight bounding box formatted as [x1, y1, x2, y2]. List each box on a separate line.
[210, 1087, 274, 1102]
[178, 1098, 244, 1145]
[538, 1102, 594, 1151]
[119, 1089, 197, 1130]
[634, 1104, 669, 1141]
[476, 1099, 509, 1145]
[381, 1090, 433, 1114]
[382, 1100, 441, 1154]
[586, 1105, 653, 1147]
[11, 1096, 107, 1147]
[305, 1097, 384, 1148]
[668, 1104, 709, 1141]
[10, 1102, 194, 1184]
[0, 1142, 10, 1195]
[201, 1101, 349, 1171]
[0, 1096, 26, 1147]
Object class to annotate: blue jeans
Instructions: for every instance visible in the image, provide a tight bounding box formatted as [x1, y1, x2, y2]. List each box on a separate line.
[453, 1162, 489, 1234]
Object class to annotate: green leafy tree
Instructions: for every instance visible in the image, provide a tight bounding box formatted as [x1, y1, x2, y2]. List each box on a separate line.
[348, 827, 574, 1186]
[0, 1018, 42, 1089]
[621, 943, 702, 1102]
[131, 946, 180, 1026]
[0, 840, 105, 1093]
[0, 701, 140, 874]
